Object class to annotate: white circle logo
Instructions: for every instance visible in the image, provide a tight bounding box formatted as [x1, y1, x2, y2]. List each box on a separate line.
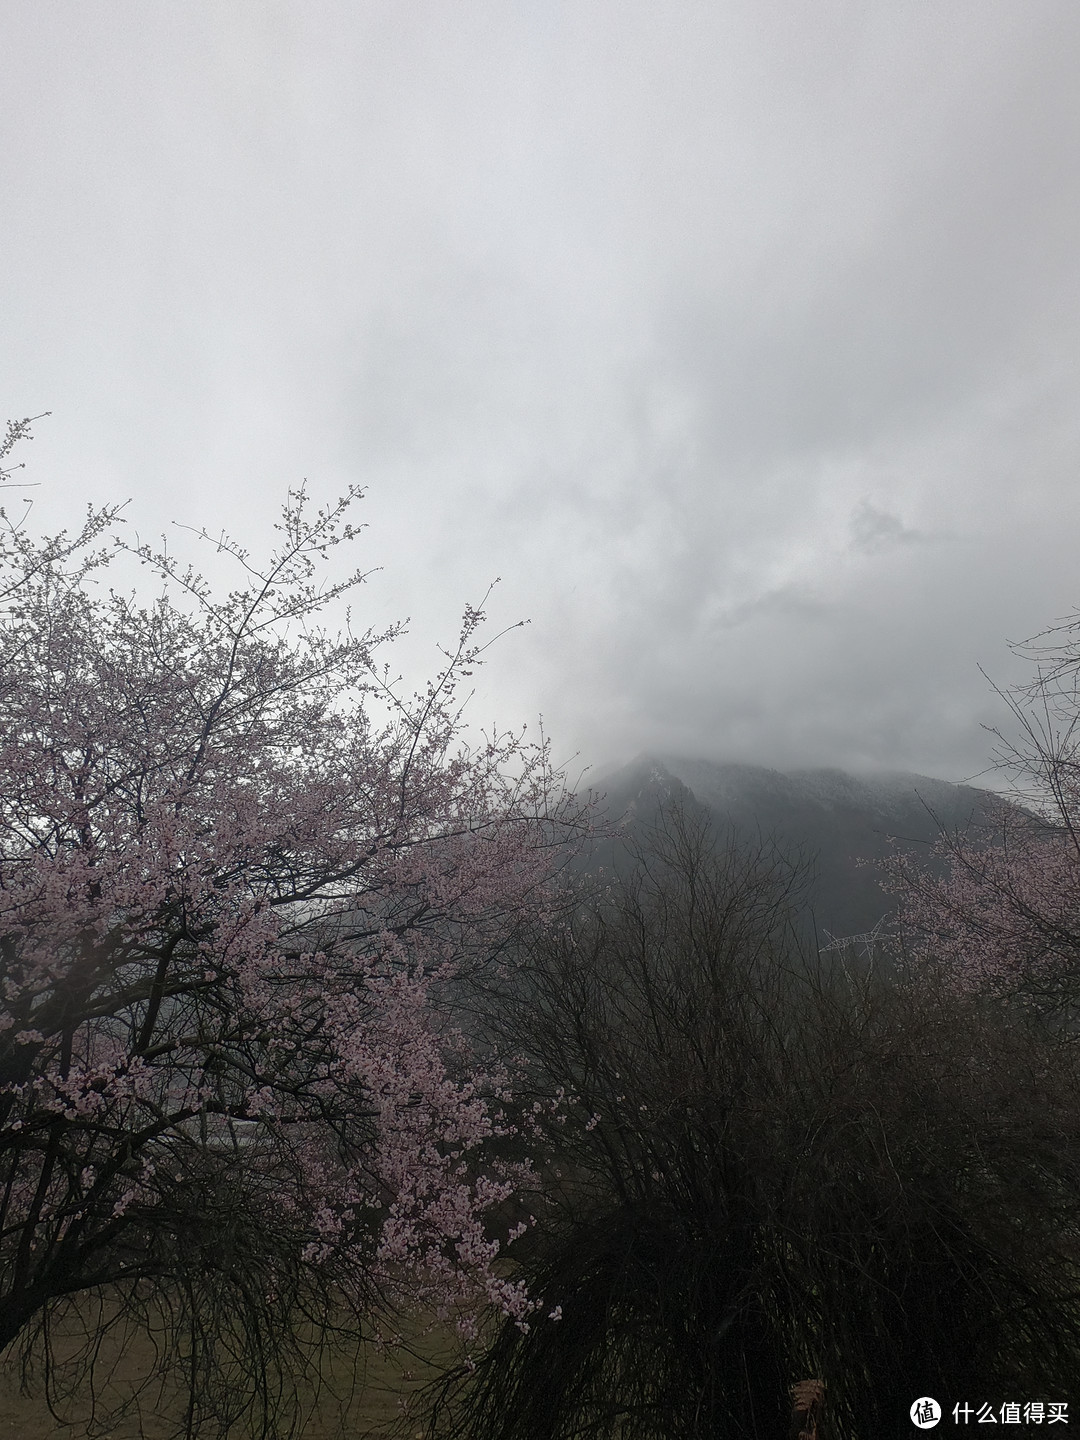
[910, 1398, 942, 1429]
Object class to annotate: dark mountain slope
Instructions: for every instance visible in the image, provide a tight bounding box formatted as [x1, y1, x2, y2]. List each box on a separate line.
[591, 754, 1012, 942]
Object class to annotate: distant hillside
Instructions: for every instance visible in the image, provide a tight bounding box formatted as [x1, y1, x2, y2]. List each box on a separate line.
[590, 755, 1014, 943]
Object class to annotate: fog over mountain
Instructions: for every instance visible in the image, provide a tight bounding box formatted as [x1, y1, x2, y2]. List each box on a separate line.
[593, 755, 1014, 942]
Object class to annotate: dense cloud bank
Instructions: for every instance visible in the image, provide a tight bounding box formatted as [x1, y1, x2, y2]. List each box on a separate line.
[4, 3, 1080, 781]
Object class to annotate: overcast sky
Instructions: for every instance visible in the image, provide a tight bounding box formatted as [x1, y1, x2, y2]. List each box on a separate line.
[5, 3, 1080, 787]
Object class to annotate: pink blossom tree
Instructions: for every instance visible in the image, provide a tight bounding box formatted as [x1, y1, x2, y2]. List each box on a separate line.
[0, 417, 587, 1434]
[886, 616, 1080, 1009]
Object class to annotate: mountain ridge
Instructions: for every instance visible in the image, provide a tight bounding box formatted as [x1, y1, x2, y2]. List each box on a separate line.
[590, 754, 1015, 942]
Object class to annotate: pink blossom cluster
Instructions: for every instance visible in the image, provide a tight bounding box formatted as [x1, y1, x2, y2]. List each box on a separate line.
[0, 469, 588, 1353]
[883, 634, 1080, 1003]
[887, 805, 1080, 993]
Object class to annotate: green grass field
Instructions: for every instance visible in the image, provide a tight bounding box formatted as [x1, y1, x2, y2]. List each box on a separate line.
[0, 1310, 457, 1440]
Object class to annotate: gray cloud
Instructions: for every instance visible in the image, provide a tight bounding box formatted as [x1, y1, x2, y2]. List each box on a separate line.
[3, 1, 1080, 786]
[849, 501, 930, 554]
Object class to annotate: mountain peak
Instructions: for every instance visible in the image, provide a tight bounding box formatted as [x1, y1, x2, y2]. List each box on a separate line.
[592, 754, 1012, 941]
